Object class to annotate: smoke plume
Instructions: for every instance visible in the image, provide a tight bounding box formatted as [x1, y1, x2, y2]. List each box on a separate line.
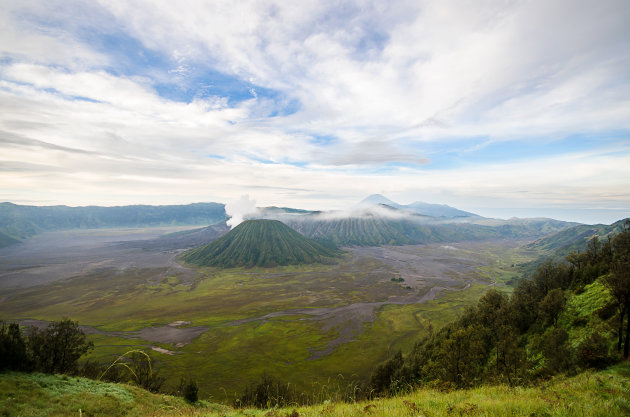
[225, 195, 257, 228]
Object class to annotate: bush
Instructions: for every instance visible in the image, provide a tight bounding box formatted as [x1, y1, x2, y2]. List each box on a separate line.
[577, 332, 615, 369]
[181, 378, 198, 403]
[237, 374, 292, 408]
[539, 327, 574, 373]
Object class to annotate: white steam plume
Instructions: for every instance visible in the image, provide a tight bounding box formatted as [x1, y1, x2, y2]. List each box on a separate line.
[225, 195, 257, 228]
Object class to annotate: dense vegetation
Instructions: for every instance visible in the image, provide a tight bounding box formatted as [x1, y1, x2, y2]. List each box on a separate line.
[368, 220, 630, 395]
[0, 202, 227, 241]
[0, 319, 93, 374]
[0, 319, 174, 395]
[182, 219, 342, 267]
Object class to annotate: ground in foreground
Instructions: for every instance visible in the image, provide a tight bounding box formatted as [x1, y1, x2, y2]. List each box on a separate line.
[2, 363, 629, 417]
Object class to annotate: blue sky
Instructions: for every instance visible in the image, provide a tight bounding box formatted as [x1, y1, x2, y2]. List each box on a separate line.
[0, 0, 629, 224]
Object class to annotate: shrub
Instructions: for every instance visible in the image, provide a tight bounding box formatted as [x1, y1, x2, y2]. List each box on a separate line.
[237, 374, 292, 408]
[577, 332, 615, 369]
[181, 378, 199, 403]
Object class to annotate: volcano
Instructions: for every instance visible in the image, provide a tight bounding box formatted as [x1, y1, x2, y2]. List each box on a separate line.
[181, 219, 341, 268]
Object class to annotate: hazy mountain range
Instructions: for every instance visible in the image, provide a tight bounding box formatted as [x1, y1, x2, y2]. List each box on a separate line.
[2, 196, 622, 250]
[356, 194, 478, 218]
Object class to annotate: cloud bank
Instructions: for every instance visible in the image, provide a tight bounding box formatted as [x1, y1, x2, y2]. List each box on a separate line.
[0, 0, 629, 223]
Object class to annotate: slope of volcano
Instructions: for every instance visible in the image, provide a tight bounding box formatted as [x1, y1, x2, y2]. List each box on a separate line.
[181, 219, 341, 267]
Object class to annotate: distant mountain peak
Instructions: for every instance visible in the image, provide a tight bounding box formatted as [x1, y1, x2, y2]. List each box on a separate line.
[357, 195, 478, 218]
[359, 194, 400, 208]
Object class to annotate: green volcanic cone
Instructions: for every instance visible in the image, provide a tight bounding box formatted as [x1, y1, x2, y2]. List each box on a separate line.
[182, 219, 341, 268]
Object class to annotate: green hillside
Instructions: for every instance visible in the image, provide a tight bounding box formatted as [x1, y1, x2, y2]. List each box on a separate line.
[0, 202, 227, 240]
[1, 365, 628, 417]
[526, 218, 629, 256]
[181, 219, 342, 267]
[289, 216, 413, 246]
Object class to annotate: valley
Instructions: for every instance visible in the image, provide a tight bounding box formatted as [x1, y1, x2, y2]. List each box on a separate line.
[0, 226, 539, 401]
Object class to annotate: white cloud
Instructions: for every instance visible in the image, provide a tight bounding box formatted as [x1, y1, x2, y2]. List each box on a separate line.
[0, 0, 628, 223]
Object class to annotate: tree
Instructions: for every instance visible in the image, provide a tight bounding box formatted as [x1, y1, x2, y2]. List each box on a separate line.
[602, 220, 630, 357]
[426, 324, 486, 388]
[28, 318, 93, 374]
[489, 324, 526, 385]
[509, 280, 539, 332]
[539, 327, 573, 373]
[0, 322, 30, 371]
[531, 260, 571, 297]
[370, 350, 406, 394]
[538, 288, 565, 327]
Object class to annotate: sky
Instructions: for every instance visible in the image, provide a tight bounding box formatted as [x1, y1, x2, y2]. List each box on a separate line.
[1, 0, 629, 224]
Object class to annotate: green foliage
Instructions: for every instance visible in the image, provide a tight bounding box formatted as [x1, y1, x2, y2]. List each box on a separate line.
[182, 219, 342, 268]
[536, 327, 574, 374]
[0, 371, 229, 417]
[236, 374, 293, 408]
[98, 350, 165, 393]
[180, 378, 198, 403]
[539, 289, 565, 327]
[369, 351, 408, 394]
[0, 322, 31, 371]
[371, 231, 628, 394]
[577, 331, 615, 369]
[27, 318, 94, 374]
[2, 364, 630, 416]
[429, 324, 487, 388]
[601, 220, 630, 357]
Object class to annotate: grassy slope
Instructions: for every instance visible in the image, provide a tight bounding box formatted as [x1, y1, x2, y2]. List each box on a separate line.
[526, 219, 628, 256]
[182, 219, 341, 267]
[2, 363, 629, 416]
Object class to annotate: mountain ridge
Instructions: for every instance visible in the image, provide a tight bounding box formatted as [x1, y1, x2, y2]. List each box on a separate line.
[0, 202, 227, 241]
[357, 194, 478, 218]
